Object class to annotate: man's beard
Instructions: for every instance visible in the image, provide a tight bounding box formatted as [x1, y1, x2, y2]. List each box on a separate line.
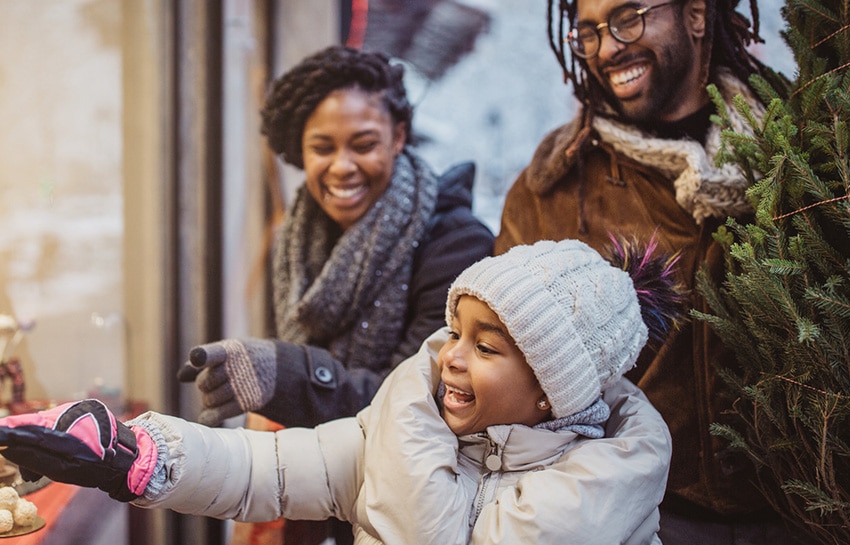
[597, 31, 694, 123]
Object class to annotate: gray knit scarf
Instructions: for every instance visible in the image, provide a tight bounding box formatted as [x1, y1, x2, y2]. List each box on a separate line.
[535, 397, 609, 438]
[272, 148, 439, 373]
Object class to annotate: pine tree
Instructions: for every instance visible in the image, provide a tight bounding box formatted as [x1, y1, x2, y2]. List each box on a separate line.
[693, 2, 850, 543]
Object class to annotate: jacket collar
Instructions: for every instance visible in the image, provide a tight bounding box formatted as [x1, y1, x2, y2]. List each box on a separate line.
[458, 424, 580, 472]
[523, 68, 765, 224]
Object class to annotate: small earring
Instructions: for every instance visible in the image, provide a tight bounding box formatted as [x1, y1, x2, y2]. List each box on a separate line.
[537, 397, 550, 411]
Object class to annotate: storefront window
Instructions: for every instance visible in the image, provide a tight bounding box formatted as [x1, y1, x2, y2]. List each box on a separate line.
[0, 0, 124, 409]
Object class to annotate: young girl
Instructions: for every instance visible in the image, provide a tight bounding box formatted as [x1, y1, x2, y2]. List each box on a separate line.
[0, 237, 684, 544]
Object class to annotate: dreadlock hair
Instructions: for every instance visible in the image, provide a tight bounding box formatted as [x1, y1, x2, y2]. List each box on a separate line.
[547, 0, 768, 160]
[261, 45, 413, 169]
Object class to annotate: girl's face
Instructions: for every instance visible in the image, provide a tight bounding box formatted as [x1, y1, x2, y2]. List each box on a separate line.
[439, 295, 548, 436]
[301, 88, 406, 230]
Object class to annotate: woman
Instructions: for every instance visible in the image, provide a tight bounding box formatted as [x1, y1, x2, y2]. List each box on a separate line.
[178, 45, 494, 544]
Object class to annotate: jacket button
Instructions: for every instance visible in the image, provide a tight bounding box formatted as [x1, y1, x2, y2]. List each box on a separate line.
[314, 366, 333, 384]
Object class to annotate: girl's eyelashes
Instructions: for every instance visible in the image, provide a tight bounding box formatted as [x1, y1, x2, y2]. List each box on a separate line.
[446, 320, 502, 356]
[476, 343, 496, 356]
[447, 326, 499, 356]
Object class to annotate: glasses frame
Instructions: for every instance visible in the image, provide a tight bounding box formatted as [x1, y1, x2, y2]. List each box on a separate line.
[565, 1, 678, 60]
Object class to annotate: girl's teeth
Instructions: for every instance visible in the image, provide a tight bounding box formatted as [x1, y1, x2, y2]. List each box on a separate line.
[447, 386, 474, 403]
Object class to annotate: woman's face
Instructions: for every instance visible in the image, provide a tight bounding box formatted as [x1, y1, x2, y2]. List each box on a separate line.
[438, 295, 548, 436]
[301, 88, 406, 230]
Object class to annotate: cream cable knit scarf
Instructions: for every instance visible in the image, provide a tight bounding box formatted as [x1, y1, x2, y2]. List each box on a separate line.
[593, 68, 765, 224]
[272, 148, 439, 372]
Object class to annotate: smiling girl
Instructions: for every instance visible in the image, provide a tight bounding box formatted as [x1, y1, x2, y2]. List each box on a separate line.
[0, 236, 685, 544]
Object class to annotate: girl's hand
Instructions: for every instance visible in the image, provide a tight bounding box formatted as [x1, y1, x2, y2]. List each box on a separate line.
[0, 399, 157, 502]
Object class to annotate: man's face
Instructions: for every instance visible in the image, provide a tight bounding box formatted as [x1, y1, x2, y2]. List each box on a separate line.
[574, 0, 707, 122]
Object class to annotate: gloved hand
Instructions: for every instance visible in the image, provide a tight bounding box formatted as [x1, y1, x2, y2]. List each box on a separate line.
[177, 338, 278, 426]
[179, 338, 363, 428]
[0, 399, 157, 502]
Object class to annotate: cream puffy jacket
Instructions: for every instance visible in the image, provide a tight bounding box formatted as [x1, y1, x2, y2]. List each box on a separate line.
[131, 329, 671, 544]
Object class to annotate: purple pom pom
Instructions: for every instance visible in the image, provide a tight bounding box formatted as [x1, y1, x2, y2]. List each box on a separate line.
[606, 231, 689, 345]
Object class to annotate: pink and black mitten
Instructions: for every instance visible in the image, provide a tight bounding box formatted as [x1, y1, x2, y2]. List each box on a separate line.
[0, 399, 157, 501]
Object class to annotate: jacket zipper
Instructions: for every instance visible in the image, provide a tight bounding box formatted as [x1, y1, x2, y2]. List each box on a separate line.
[471, 440, 501, 527]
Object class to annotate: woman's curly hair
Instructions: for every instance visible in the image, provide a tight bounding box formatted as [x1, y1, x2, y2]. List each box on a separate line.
[261, 45, 413, 169]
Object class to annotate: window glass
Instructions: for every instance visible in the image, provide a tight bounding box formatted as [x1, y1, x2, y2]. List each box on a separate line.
[0, 0, 124, 409]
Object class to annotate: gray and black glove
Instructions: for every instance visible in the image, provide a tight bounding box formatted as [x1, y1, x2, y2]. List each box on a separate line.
[177, 338, 363, 427]
[176, 338, 277, 426]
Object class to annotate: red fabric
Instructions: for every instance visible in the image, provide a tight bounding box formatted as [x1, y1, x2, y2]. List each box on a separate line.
[346, 0, 369, 48]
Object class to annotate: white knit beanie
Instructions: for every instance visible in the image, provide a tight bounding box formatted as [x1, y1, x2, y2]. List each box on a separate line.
[445, 239, 648, 419]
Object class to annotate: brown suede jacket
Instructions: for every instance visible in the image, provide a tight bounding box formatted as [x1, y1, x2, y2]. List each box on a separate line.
[495, 118, 768, 519]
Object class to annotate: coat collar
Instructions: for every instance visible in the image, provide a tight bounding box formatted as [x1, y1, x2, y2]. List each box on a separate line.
[457, 424, 580, 472]
[524, 68, 765, 224]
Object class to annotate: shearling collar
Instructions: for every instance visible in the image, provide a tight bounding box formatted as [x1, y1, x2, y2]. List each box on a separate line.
[524, 68, 765, 224]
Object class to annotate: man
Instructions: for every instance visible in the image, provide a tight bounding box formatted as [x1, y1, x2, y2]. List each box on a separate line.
[496, 1, 801, 543]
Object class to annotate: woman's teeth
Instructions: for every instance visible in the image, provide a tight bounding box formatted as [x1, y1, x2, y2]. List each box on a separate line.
[326, 185, 365, 199]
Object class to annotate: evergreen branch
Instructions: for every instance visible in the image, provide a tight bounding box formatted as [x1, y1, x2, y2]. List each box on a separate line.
[805, 286, 850, 319]
[796, 317, 820, 342]
[769, 373, 850, 400]
[762, 258, 806, 274]
[790, 215, 847, 277]
[793, 0, 838, 26]
[812, 23, 850, 50]
[773, 194, 850, 220]
[782, 479, 850, 515]
[733, 93, 763, 135]
[791, 61, 850, 99]
[693, 2, 850, 540]
[749, 74, 785, 105]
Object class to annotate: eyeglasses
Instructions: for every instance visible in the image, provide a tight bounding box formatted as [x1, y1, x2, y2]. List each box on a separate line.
[566, 1, 678, 60]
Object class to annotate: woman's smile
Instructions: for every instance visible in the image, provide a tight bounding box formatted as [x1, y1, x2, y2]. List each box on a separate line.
[322, 182, 369, 206]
